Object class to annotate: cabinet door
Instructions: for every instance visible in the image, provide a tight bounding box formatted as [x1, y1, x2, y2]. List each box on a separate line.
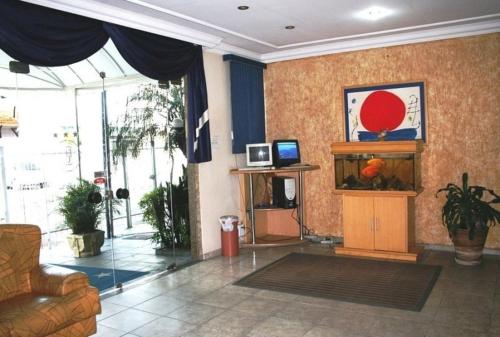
[374, 196, 407, 252]
[343, 195, 374, 250]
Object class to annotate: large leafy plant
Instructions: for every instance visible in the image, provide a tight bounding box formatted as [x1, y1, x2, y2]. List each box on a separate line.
[139, 170, 190, 249]
[435, 173, 499, 240]
[58, 180, 104, 234]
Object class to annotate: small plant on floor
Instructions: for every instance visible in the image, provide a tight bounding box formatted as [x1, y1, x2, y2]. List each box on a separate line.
[139, 170, 189, 249]
[58, 180, 104, 234]
[435, 172, 499, 265]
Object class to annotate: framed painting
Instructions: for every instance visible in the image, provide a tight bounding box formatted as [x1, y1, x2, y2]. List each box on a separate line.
[343, 82, 426, 142]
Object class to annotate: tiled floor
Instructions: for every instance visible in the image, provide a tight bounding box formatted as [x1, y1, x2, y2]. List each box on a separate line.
[40, 224, 192, 284]
[94, 243, 500, 337]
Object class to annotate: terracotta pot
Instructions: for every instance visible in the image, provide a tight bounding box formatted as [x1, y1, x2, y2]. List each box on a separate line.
[67, 230, 105, 258]
[451, 228, 488, 266]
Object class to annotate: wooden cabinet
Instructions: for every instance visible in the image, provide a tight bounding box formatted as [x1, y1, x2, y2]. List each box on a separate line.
[344, 195, 407, 252]
[338, 193, 418, 261]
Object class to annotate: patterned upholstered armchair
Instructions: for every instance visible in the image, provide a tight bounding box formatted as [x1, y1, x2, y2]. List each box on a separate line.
[0, 225, 101, 337]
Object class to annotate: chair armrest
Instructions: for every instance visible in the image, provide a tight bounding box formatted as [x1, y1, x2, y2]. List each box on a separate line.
[31, 264, 89, 296]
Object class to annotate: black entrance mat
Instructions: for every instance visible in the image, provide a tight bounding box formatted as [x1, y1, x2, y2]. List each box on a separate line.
[234, 253, 441, 311]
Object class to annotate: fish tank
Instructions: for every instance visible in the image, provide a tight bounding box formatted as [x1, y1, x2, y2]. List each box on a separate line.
[331, 141, 422, 192]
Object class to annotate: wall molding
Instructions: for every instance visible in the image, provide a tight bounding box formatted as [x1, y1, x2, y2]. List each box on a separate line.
[25, 0, 500, 63]
[260, 18, 500, 63]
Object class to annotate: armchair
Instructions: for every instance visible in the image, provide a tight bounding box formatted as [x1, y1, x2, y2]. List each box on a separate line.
[0, 225, 101, 337]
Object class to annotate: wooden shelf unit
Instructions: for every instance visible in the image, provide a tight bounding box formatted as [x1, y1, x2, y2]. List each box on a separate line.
[230, 165, 320, 246]
[331, 141, 423, 262]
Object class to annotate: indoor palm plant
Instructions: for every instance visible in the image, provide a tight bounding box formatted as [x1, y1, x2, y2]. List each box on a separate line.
[139, 171, 190, 251]
[59, 180, 105, 257]
[436, 172, 499, 265]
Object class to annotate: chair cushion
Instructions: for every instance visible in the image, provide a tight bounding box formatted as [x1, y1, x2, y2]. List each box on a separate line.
[0, 225, 41, 302]
[0, 287, 100, 337]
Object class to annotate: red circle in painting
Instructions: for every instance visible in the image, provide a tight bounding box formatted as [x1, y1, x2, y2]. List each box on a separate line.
[360, 91, 405, 132]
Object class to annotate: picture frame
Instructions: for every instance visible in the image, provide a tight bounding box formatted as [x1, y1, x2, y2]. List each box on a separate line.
[343, 81, 426, 142]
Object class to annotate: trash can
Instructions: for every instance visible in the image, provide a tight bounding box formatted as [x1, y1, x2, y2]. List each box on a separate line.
[219, 215, 239, 257]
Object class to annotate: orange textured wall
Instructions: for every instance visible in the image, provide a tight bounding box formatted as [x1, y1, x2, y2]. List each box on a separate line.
[264, 34, 500, 249]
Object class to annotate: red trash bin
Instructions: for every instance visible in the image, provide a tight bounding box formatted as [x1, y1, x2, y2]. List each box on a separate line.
[220, 215, 239, 257]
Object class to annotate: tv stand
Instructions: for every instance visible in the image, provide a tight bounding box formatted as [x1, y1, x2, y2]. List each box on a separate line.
[230, 165, 320, 245]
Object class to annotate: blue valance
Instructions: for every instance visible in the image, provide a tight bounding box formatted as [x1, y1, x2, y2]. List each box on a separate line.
[0, 0, 211, 163]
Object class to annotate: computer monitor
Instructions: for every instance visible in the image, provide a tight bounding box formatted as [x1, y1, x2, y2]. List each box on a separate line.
[246, 143, 273, 167]
[272, 139, 301, 167]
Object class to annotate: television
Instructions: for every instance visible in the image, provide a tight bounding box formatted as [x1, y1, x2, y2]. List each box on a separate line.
[246, 143, 273, 167]
[272, 139, 301, 167]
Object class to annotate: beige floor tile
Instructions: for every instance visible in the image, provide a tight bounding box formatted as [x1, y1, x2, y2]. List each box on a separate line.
[253, 289, 299, 301]
[246, 316, 312, 337]
[94, 324, 128, 337]
[99, 308, 160, 332]
[318, 310, 378, 336]
[103, 288, 163, 307]
[97, 301, 129, 321]
[425, 323, 489, 337]
[233, 297, 288, 316]
[369, 316, 426, 337]
[196, 288, 251, 308]
[274, 302, 334, 325]
[200, 310, 266, 334]
[181, 325, 247, 337]
[165, 283, 217, 301]
[433, 310, 490, 332]
[167, 303, 225, 324]
[302, 326, 363, 337]
[135, 295, 190, 316]
[132, 316, 196, 337]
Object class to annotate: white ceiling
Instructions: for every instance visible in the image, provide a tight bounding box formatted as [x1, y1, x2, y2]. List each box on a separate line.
[22, 0, 500, 62]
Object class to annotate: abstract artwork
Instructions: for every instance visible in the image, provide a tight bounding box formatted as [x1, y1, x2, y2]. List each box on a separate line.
[344, 82, 426, 142]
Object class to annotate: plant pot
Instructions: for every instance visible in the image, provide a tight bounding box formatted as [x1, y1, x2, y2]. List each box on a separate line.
[451, 228, 488, 266]
[67, 230, 105, 258]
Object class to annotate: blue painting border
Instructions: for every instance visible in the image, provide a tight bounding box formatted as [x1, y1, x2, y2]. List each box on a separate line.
[344, 82, 426, 142]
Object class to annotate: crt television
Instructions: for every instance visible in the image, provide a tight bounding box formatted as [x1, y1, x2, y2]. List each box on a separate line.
[246, 143, 273, 167]
[272, 139, 301, 167]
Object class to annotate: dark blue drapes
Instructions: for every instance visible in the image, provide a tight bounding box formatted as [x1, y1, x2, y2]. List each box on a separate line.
[223, 55, 266, 154]
[0, 0, 211, 163]
[0, 0, 108, 66]
[187, 53, 211, 163]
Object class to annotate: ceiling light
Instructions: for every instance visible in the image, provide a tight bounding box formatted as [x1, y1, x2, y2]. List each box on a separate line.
[237, 5, 249, 10]
[355, 6, 393, 21]
[285, 25, 295, 30]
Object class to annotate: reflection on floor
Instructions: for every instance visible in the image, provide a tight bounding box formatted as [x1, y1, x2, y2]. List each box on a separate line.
[40, 226, 192, 292]
[94, 243, 500, 337]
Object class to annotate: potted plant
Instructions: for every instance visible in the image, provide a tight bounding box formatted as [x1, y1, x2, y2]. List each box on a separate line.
[436, 172, 499, 265]
[59, 180, 105, 257]
[139, 172, 190, 253]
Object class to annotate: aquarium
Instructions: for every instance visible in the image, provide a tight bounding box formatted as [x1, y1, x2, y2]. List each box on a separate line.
[331, 141, 422, 192]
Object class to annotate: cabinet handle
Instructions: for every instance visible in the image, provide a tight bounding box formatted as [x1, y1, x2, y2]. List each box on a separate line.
[375, 218, 379, 231]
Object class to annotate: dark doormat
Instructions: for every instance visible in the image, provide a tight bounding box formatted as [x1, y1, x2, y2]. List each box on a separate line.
[234, 253, 441, 311]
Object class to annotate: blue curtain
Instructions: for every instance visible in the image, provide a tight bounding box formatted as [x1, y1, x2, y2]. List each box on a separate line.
[223, 55, 266, 154]
[187, 53, 211, 163]
[0, 0, 211, 163]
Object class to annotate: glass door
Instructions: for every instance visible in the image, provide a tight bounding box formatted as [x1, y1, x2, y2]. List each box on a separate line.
[0, 75, 191, 293]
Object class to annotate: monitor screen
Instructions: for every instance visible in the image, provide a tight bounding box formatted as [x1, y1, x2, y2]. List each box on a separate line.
[277, 142, 299, 160]
[246, 143, 273, 166]
[272, 139, 300, 167]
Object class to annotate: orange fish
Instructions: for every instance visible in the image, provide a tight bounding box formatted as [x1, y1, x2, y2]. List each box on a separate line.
[361, 165, 380, 178]
[367, 158, 385, 168]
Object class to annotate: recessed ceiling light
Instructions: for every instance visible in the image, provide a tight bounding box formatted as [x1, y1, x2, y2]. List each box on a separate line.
[285, 25, 295, 30]
[237, 5, 249, 10]
[355, 6, 393, 21]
